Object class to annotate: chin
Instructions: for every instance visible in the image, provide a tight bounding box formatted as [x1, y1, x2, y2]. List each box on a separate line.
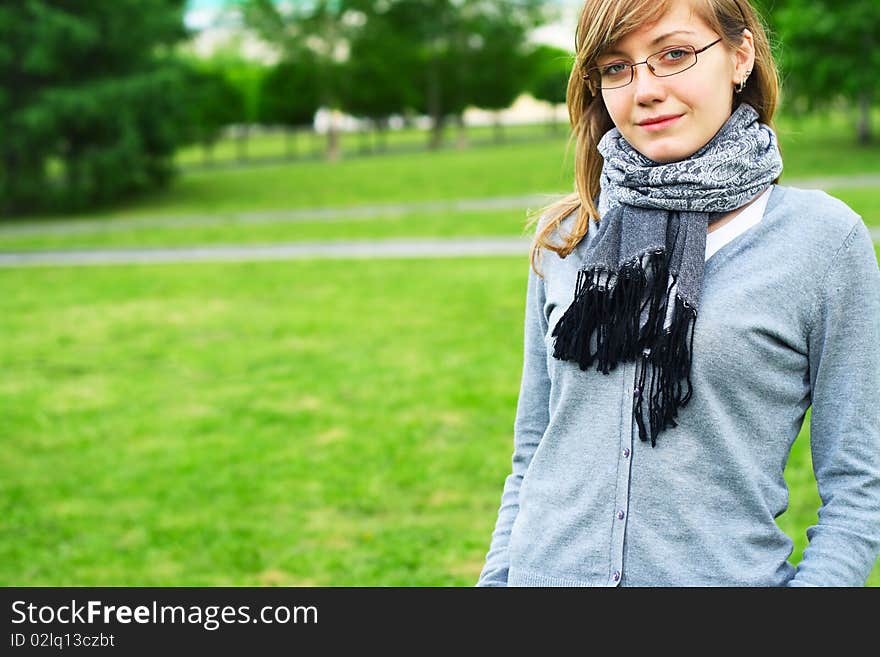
[639, 149, 679, 164]
[638, 142, 695, 164]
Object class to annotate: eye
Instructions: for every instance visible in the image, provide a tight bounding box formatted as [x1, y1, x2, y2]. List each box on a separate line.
[662, 48, 688, 61]
[601, 62, 628, 74]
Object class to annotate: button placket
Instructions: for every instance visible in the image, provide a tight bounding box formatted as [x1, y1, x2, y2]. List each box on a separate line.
[610, 359, 637, 587]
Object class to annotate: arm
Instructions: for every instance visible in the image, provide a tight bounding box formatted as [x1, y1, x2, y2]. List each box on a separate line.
[476, 260, 552, 586]
[787, 219, 880, 586]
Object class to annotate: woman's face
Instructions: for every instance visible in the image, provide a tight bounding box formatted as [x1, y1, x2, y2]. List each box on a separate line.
[597, 0, 755, 163]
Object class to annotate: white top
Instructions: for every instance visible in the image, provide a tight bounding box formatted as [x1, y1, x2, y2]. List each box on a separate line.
[705, 185, 774, 261]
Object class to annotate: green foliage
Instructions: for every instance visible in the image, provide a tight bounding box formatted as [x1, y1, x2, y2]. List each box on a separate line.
[203, 47, 269, 124]
[259, 54, 322, 126]
[0, 0, 192, 216]
[244, 0, 554, 140]
[384, 0, 552, 121]
[337, 8, 421, 122]
[177, 61, 247, 147]
[775, 0, 877, 104]
[243, 0, 346, 112]
[527, 44, 573, 106]
[772, 0, 878, 141]
[462, 8, 535, 113]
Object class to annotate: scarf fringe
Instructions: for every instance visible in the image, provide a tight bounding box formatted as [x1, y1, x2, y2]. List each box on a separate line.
[550, 249, 697, 447]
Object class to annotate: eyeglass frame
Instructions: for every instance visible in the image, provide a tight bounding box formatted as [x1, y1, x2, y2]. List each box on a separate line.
[582, 37, 724, 94]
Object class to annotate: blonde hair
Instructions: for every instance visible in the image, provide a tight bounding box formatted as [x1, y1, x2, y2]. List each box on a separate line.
[526, 0, 783, 278]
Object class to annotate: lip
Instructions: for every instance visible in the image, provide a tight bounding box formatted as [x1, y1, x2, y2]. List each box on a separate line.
[638, 114, 683, 130]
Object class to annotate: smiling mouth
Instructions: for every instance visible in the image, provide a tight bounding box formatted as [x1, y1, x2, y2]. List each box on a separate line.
[639, 115, 683, 130]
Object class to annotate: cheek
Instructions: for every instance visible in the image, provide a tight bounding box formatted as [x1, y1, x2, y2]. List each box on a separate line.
[601, 96, 628, 128]
[686, 86, 734, 129]
[685, 69, 733, 108]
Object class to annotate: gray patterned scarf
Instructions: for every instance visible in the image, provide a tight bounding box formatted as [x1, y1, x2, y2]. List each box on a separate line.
[549, 102, 783, 447]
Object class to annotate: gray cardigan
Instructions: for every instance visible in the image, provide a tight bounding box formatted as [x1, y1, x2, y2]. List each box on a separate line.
[477, 184, 880, 586]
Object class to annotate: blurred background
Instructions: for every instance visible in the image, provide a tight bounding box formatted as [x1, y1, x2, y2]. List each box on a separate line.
[1, 0, 877, 585]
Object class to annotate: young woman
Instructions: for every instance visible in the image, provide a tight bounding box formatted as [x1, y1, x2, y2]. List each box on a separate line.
[477, 0, 880, 587]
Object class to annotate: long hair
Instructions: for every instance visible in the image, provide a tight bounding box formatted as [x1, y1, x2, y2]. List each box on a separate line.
[526, 0, 783, 278]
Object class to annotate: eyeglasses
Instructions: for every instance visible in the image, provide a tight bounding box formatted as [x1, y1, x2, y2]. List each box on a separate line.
[583, 37, 723, 93]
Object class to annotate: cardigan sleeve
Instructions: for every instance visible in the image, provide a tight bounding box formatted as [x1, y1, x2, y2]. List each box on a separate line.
[476, 259, 552, 586]
[787, 218, 880, 586]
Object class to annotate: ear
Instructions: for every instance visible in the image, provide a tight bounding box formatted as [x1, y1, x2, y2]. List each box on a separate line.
[733, 28, 756, 83]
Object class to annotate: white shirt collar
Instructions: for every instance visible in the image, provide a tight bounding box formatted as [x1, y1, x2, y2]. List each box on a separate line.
[705, 186, 773, 261]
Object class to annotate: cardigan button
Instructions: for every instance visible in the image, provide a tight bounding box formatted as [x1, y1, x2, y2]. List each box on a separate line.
[612, 570, 621, 582]
[633, 386, 642, 398]
[623, 448, 630, 457]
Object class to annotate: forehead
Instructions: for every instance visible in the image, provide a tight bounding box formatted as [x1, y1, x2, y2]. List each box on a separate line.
[600, 2, 710, 58]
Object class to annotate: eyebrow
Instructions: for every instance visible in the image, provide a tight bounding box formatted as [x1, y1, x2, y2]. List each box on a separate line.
[602, 30, 698, 57]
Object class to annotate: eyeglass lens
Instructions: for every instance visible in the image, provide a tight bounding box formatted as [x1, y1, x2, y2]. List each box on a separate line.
[588, 46, 697, 90]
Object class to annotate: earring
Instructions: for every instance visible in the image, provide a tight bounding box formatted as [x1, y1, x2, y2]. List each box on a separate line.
[735, 70, 752, 94]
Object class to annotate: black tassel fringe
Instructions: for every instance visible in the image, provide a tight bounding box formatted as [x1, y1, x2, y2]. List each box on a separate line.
[550, 249, 697, 447]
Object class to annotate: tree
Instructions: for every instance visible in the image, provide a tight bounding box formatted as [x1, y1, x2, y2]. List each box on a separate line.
[0, 0, 191, 216]
[258, 54, 322, 158]
[383, 0, 550, 149]
[176, 59, 246, 165]
[773, 0, 878, 144]
[389, 0, 470, 148]
[242, 0, 551, 153]
[527, 44, 571, 133]
[336, 2, 421, 153]
[242, 0, 349, 161]
[462, 6, 543, 144]
[208, 47, 269, 162]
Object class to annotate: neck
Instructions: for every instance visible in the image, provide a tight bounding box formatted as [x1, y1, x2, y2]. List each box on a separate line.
[708, 189, 764, 234]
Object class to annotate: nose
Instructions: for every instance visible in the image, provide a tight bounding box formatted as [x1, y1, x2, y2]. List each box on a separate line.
[631, 61, 666, 104]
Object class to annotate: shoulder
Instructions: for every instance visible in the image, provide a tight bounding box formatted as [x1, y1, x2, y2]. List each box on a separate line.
[771, 185, 877, 319]
[772, 184, 863, 252]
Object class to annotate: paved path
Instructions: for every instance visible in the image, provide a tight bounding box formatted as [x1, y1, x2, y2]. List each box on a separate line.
[1, 230, 878, 268]
[0, 194, 556, 238]
[0, 236, 535, 267]
[1, 175, 878, 268]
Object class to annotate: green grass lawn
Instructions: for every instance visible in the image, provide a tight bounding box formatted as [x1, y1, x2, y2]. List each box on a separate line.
[2, 258, 877, 586]
[0, 186, 875, 253]
[2, 113, 879, 586]
[0, 208, 536, 252]
[3, 107, 879, 229]
[0, 112, 878, 253]
[0, 258, 532, 585]
[169, 105, 880, 172]
[172, 121, 566, 168]
[15, 136, 581, 224]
